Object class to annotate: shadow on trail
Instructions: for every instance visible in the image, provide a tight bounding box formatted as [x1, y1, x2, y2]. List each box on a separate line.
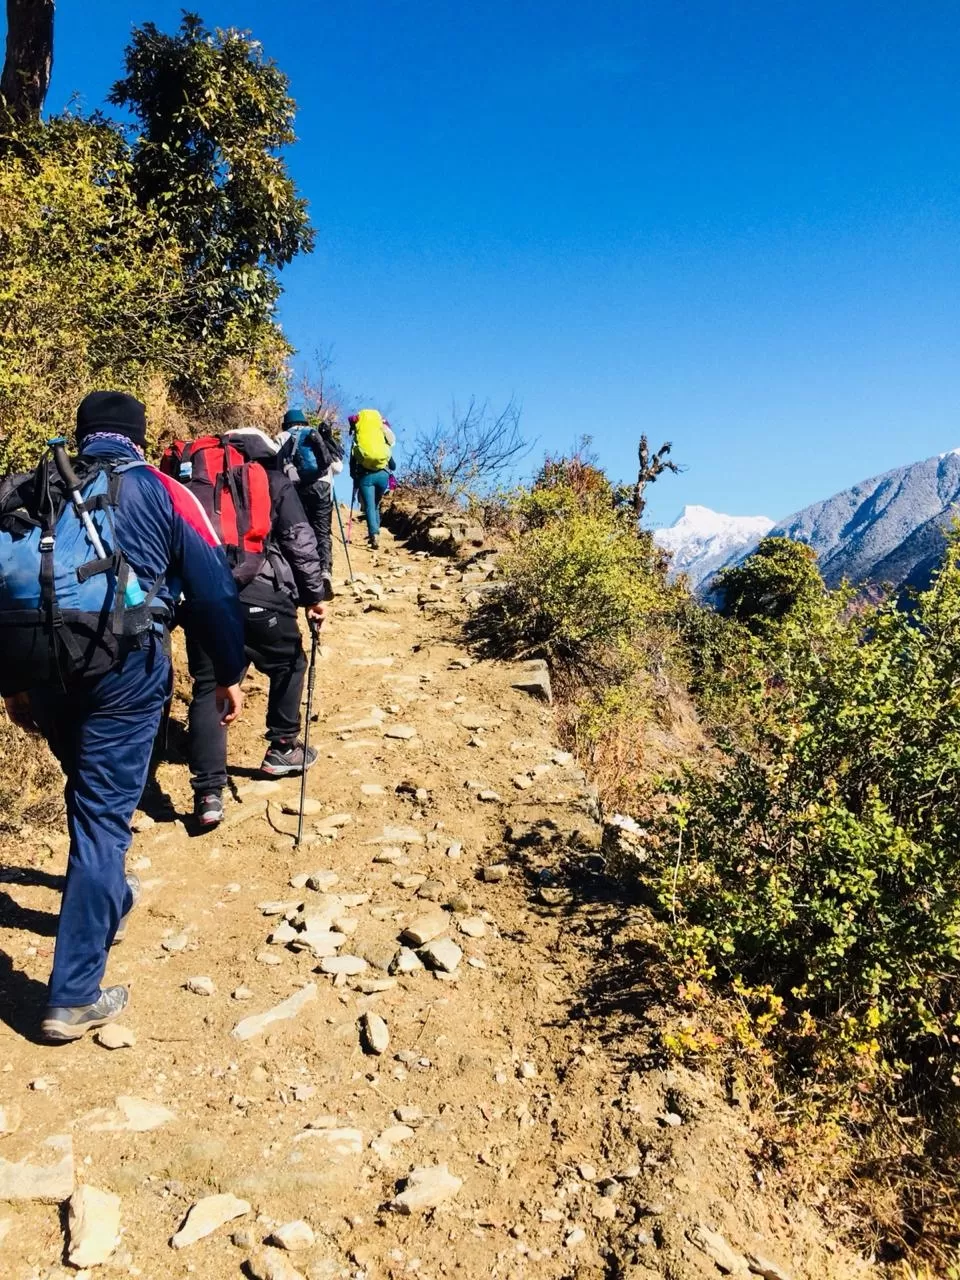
[0, 888, 57, 937]
[508, 836, 666, 1074]
[0, 950, 50, 1041]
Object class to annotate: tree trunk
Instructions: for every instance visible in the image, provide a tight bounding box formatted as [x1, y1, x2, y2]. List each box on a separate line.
[1, 0, 53, 122]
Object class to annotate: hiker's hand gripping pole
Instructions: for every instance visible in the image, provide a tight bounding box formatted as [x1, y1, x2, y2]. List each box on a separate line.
[48, 437, 145, 607]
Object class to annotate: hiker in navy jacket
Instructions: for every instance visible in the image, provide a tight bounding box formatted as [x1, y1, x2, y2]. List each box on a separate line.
[2, 391, 246, 1043]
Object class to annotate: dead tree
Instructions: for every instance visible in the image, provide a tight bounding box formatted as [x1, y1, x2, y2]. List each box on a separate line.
[1, 0, 54, 122]
[406, 397, 529, 498]
[634, 434, 682, 521]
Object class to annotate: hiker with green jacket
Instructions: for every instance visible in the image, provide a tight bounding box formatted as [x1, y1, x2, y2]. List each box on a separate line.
[348, 409, 396, 550]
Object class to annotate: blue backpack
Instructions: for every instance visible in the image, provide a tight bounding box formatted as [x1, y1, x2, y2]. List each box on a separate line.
[0, 450, 159, 696]
[281, 425, 341, 486]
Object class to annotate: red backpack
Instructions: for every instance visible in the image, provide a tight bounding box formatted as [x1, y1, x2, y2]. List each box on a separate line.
[160, 436, 273, 586]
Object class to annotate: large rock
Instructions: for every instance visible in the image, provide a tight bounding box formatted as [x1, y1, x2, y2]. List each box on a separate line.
[0, 1134, 73, 1203]
[388, 1164, 463, 1214]
[67, 1184, 121, 1267]
[269, 1220, 316, 1251]
[418, 938, 463, 973]
[401, 911, 449, 946]
[171, 1192, 251, 1248]
[231, 984, 317, 1041]
[86, 1096, 176, 1133]
[511, 659, 552, 704]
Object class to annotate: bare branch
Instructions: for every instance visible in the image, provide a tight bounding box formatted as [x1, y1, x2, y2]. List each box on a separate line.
[405, 396, 530, 499]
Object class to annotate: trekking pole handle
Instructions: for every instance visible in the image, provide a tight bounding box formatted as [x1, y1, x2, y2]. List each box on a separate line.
[48, 438, 81, 495]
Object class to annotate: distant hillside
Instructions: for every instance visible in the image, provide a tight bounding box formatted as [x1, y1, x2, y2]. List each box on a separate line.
[770, 448, 960, 590]
[654, 505, 774, 588]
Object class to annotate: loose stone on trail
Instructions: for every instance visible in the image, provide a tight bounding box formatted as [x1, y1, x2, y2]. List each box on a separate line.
[281, 797, 323, 816]
[360, 1011, 390, 1055]
[170, 1192, 251, 1248]
[185, 975, 215, 996]
[480, 865, 509, 883]
[0, 1104, 22, 1135]
[67, 1185, 121, 1268]
[383, 725, 417, 740]
[269, 1220, 316, 1250]
[319, 955, 367, 976]
[388, 1163, 463, 1214]
[0, 1134, 74, 1203]
[419, 938, 463, 973]
[86, 1096, 176, 1133]
[231, 984, 318, 1041]
[458, 917, 486, 938]
[249, 1246, 308, 1280]
[95, 1024, 136, 1050]
[401, 911, 449, 946]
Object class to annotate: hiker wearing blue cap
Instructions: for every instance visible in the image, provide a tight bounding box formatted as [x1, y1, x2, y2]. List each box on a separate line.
[278, 408, 343, 596]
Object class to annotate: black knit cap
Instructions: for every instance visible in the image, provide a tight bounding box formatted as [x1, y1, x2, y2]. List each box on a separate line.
[76, 391, 147, 449]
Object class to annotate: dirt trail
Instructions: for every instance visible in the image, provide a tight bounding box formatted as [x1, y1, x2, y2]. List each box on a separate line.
[0, 528, 872, 1280]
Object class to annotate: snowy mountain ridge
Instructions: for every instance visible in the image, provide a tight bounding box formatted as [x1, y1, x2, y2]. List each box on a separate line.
[654, 505, 774, 587]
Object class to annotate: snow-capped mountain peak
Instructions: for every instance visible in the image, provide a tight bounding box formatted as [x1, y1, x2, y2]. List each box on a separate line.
[654, 506, 774, 587]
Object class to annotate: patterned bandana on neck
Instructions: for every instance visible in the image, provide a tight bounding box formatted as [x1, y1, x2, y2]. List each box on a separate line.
[82, 431, 146, 460]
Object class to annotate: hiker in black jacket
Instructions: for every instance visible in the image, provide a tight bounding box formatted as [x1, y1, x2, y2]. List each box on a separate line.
[184, 428, 327, 828]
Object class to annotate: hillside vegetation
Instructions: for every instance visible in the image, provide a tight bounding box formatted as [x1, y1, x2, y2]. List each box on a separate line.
[0, 12, 311, 469]
[464, 454, 960, 1269]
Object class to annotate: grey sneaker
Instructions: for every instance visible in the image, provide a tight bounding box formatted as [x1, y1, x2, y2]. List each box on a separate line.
[260, 740, 318, 777]
[193, 789, 224, 828]
[112, 873, 141, 944]
[41, 985, 129, 1043]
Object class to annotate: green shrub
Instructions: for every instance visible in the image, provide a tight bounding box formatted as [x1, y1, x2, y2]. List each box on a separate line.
[484, 502, 672, 676]
[650, 534, 960, 1074]
[714, 535, 824, 631]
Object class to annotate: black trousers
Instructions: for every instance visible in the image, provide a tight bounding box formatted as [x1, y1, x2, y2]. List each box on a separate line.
[300, 481, 334, 578]
[186, 591, 306, 792]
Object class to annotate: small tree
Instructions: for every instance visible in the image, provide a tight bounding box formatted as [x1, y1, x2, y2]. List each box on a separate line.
[109, 13, 314, 357]
[715, 535, 823, 631]
[405, 397, 528, 499]
[1, 0, 53, 123]
[634, 435, 682, 520]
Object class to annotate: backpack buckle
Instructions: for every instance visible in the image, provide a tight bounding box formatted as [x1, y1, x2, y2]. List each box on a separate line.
[38, 534, 55, 553]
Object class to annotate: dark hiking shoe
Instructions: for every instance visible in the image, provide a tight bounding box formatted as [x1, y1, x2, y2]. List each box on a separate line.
[369, 535, 379, 550]
[113, 873, 141, 944]
[260, 740, 318, 777]
[41, 985, 129, 1043]
[194, 790, 224, 828]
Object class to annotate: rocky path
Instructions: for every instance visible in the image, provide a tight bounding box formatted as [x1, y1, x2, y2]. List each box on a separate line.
[0, 529, 870, 1280]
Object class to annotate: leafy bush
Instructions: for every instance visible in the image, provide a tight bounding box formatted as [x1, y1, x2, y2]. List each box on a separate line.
[714, 535, 824, 631]
[0, 11, 310, 470]
[651, 536, 960, 1075]
[482, 499, 672, 676]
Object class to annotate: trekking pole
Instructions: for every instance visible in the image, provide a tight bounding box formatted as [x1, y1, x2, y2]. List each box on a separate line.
[295, 619, 320, 848]
[48, 438, 145, 607]
[346, 485, 357, 544]
[333, 495, 355, 582]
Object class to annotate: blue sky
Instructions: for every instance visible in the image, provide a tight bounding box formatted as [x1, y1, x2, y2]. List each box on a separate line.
[32, 1, 960, 526]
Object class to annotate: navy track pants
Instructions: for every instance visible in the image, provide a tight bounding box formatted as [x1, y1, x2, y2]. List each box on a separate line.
[29, 634, 171, 1007]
